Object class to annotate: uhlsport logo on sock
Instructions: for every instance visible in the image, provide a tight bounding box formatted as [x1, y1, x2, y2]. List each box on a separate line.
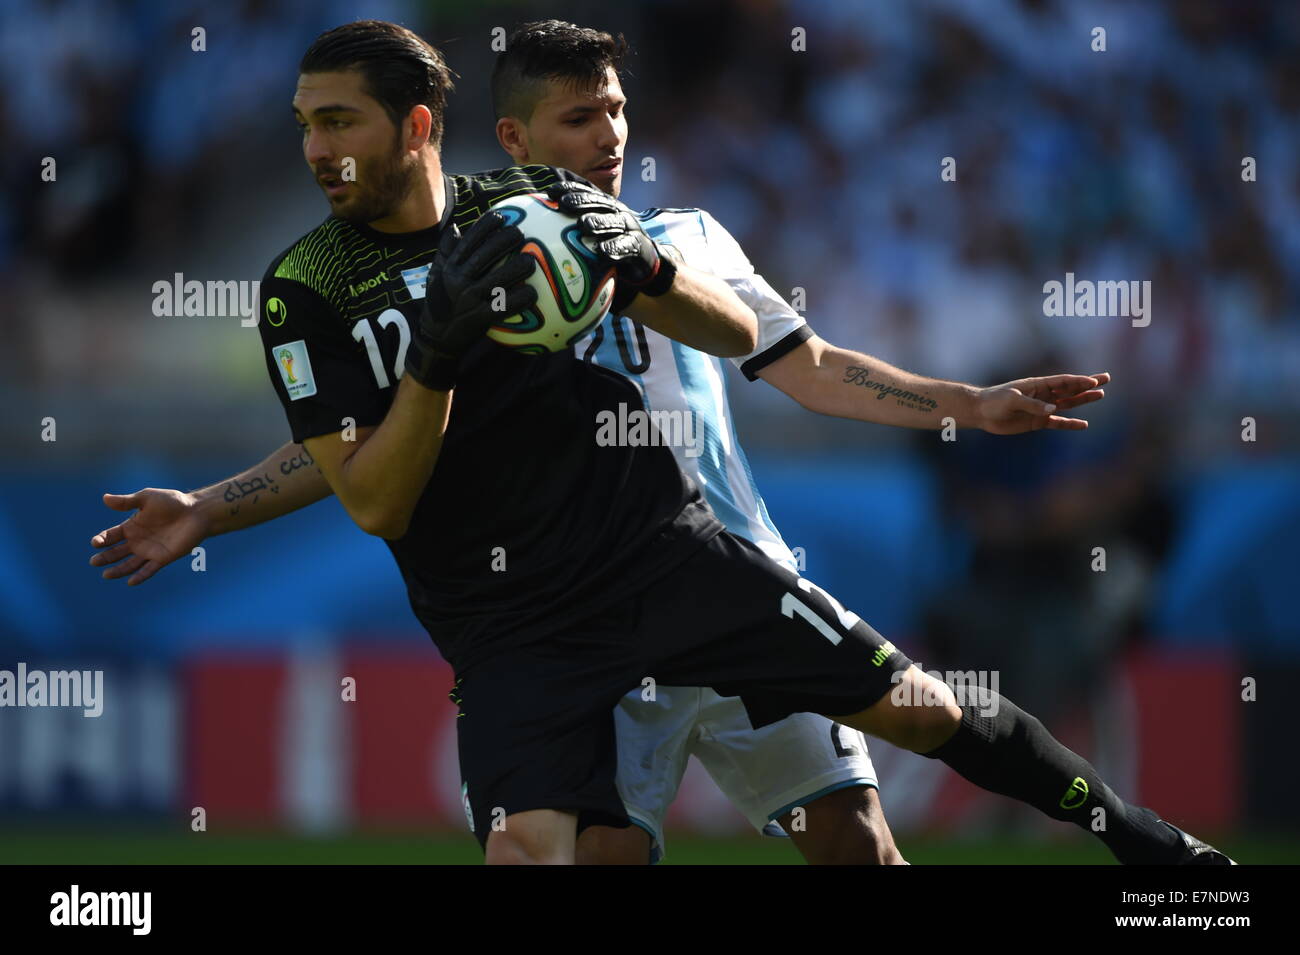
[1060, 776, 1089, 810]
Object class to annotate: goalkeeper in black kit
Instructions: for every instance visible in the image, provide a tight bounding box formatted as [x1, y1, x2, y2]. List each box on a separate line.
[97, 19, 1234, 866]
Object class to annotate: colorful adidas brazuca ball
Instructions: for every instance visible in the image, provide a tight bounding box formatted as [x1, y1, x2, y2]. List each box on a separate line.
[484, 192, 617, 355]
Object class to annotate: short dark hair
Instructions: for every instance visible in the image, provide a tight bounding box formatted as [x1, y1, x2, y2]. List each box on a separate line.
[491, 19, 628, 121]
[300, 20, 455, 148]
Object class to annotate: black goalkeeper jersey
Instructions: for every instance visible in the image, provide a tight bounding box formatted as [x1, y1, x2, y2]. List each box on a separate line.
[257, 165, 723, 671]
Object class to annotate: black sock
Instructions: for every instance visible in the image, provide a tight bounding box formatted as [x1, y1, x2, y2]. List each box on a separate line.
[921, 690, 1180, 864]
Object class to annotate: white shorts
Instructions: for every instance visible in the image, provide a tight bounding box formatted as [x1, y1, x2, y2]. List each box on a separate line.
[614, 685, 878, 862]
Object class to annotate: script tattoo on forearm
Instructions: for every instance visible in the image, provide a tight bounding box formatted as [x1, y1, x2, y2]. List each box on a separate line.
[842, 365, 939, 413]
[279, 446, 317, 476]
[223, 472, 280, 515]
[221, 448, 318, 517]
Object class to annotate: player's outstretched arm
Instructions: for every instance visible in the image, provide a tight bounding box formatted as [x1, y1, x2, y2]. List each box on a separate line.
[759, 335, 1109, 434]
[90, 441, 332, 586]
[623, 259, 758, 358]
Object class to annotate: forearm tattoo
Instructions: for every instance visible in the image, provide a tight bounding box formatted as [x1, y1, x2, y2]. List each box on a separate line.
[223, 447, 319, 516]
[842, 365, 939, 413]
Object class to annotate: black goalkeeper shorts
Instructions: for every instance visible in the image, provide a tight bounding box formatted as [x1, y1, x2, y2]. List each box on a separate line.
[453, 529, 912, 851]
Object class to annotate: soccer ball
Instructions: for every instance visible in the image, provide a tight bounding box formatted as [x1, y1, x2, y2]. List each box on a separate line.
[485, 192, 617, 355]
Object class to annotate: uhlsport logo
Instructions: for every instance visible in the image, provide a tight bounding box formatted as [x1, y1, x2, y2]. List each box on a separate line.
[265, 296, 287, 326]
[1060, 776, 1089, 810]
[349, 271, 389, 297]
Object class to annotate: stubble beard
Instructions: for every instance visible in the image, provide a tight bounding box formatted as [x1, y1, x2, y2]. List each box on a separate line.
[334, 132, 419, 225]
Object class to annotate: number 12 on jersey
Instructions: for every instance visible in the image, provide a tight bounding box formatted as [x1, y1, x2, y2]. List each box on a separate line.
[781, 578, 861, 646]
[352, 308, 411, 388]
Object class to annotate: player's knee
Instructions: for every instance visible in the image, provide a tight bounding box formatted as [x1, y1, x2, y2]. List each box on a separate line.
[483, 810, 576, 865]
[898, 702, 962, 753]
[576, 824, 652, 865]
[485, 830, 571, 865]
[844, 667, 962, 753]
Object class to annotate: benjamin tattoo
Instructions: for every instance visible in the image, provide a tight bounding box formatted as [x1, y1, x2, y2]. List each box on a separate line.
[842, 366, 939, 411]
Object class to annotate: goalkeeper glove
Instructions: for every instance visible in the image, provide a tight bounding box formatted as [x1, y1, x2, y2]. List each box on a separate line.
[405, 211, 537, 391]
[545, 181, 678, 304]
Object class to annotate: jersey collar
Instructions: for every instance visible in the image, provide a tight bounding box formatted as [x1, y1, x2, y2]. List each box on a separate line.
[342, 172, 456, 247]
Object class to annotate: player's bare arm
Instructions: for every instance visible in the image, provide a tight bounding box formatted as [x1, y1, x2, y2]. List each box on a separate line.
[90, 441, 331, 585]
[305, 383, 446, 539]
[622, 257, 757, 358]
[201, 442, 331, 532]
[759, 334, 1110, 434]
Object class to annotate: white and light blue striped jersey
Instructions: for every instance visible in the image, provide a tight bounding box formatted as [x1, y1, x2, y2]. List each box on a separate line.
[574, 208, 813, 570]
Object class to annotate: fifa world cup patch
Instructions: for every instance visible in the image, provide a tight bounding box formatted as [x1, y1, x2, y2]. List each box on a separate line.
[272, 340, 317, 400]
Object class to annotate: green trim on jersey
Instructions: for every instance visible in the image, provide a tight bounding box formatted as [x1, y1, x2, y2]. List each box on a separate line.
[450, 163, 565, 228]
[272, 217, 380, 318]
[265, 164, 570, 322]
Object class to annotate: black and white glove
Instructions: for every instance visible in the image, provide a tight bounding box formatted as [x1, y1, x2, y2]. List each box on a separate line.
[545, 181, 678, 306]
[404, 212, 537, 391]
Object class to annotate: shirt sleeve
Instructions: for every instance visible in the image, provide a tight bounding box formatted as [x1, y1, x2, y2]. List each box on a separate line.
[257, 269, 391, 444]
[695, 210, 814, 381]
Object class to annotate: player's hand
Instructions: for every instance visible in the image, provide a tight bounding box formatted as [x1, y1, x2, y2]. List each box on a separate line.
[405, 212, 538, 390]
[89, 488, 211, 586]
[974, 372, 1110, 435]
[545, 181, 675, 293]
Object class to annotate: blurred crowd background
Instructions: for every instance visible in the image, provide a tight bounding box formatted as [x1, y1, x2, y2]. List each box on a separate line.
[1, 0, 1297, 855]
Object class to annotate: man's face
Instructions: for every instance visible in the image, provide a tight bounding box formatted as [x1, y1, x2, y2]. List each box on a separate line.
[524, 68, 627, 197]
[293, 70, 418, 223]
